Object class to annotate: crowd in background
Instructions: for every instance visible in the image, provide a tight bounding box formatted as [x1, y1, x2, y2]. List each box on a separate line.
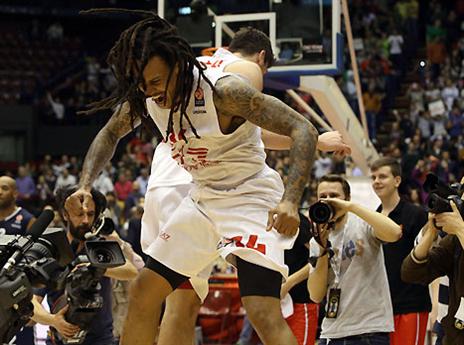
[0, 0, 462, 238]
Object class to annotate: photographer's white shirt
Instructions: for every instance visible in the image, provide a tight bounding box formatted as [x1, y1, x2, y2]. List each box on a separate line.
[310, 213, 394, 339]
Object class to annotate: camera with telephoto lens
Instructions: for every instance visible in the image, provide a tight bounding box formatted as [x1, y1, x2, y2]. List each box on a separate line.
[0, 210, 74, 344]
[308, 201, 336, 224]
[51, 217, 125, 344]
[423, 173, 464, 217]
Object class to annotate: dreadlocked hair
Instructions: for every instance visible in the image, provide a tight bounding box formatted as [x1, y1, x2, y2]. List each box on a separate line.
[79, 8, 216, 140]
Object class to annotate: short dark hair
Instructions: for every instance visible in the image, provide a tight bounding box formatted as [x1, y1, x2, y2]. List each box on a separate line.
[370, 157, 402, 177]
[229, 27, 275, 68]
[318, 174, 351, 199]
[55, 186, 107, 226]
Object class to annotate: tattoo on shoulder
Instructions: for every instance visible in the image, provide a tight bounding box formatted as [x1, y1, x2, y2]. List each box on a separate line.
[213, 76, 319, 205]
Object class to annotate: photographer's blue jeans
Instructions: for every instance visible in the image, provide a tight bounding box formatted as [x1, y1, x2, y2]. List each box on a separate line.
[319, 332, 390, 345]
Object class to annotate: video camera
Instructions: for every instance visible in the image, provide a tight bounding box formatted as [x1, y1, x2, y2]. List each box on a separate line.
[51, 217, 125, 344]
[0, 210, 74, 344]
[423, 173, 464, 217]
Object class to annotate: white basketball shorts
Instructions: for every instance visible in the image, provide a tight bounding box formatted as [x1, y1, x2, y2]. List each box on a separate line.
[141, 183, 210, 301]
[145, 166, 297, 285]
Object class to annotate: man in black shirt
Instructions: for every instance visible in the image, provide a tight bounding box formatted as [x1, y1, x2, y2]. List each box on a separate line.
[371, 157, 431, 345]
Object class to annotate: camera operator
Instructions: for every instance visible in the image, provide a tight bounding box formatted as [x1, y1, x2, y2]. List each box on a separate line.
[30, 187, 138, 345]
[402, 200, 464, 345]
[0, 176, 36, 345]
[307, 174, 402, 345]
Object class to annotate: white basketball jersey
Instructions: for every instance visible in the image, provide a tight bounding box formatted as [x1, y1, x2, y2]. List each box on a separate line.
[146, 50, 266, 188]
[147, 48, 262, 189]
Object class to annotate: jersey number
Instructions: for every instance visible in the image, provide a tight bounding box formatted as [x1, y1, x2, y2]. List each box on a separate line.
[231, 235, 266, 254]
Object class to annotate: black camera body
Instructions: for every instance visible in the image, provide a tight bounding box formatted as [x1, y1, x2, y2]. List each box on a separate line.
[0, 220, 74, 344]
[423, 173, 464, 217]
[309, 201, 335, 224]
[52, 238, 126, 344]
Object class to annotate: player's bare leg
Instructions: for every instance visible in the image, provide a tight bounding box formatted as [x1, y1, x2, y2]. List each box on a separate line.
[120, 268, 173, 345]
[158, 288, 201, 345]
[243, 296, 298, 345]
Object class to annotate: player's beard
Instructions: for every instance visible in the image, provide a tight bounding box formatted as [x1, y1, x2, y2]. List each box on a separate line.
[0, 196, 14, 210]
[69, 223, 92, 241]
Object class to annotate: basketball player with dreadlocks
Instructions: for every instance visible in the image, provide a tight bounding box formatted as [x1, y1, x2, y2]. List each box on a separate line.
[67, 11, 322, 345]
[146, 28, 350, 345]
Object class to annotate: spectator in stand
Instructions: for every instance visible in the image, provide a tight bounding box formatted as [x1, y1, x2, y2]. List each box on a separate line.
[15, 165, 36, 209]
[46, 92, 65, 122]
[427, 38, 447, 80]
[54, 168, 77, 193]
[313, 152, 333, 180]
[136, 168, 149, 196]
[431, 115, 448, 140]
[36, 175, 53, 209]
[388, 28, 404, 72]
[46, 22, 63, 42]
[104, 191, 122, 232]
[447, 106, 464, 139]
[125, 205, 146, 262]
[417, 110, 432, 140]
[53, 155, 71, 176]
[43, 167, 57, 192]
[371, 158, 431, 345]
[68, 156, 80, 176]
[363, 82, 383, 140]
[441, 79, 459, 111]
[409, 83, 425, 112]
[93, 169, 115, 196]
[114, 172, 133, 202]
[124, 181, 143, 219]
[409, 188, 423, 208]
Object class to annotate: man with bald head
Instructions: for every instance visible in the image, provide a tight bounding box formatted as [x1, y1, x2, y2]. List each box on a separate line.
[0, 176, 35, 234]
[0, 175, 36, 344]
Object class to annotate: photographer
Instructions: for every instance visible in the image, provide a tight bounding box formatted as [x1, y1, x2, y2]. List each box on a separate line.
[402, 200, 464, 345]
[30, 187, 138, 345]
[307, 174, 402, 344]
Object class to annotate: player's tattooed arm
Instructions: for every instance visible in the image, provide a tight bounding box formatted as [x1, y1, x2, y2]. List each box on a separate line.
[80, 102, 140, 190]
[213, 76, 318, 205]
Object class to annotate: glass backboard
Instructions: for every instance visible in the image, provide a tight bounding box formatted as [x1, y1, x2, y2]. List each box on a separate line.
[159, 0, 342, 77]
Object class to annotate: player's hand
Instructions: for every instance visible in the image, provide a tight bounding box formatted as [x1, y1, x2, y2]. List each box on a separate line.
[64, 188, 93, 217]
[267, 201, 300, 236]
[51, 305, 80, 339]
[316, 131, 351, 157]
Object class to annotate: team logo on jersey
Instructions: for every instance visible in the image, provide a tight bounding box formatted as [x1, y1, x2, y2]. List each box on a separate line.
[194, 86, 206, 109]
[217, 237, 235, 250]
[15, 214, 23, 223]
[159, 231, 171, 241]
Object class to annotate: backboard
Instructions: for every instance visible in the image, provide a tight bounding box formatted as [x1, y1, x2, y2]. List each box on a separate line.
[158, 0, 342, 78]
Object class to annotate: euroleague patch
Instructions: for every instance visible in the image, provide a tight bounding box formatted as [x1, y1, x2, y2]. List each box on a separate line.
[194, 87, 205, 107]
